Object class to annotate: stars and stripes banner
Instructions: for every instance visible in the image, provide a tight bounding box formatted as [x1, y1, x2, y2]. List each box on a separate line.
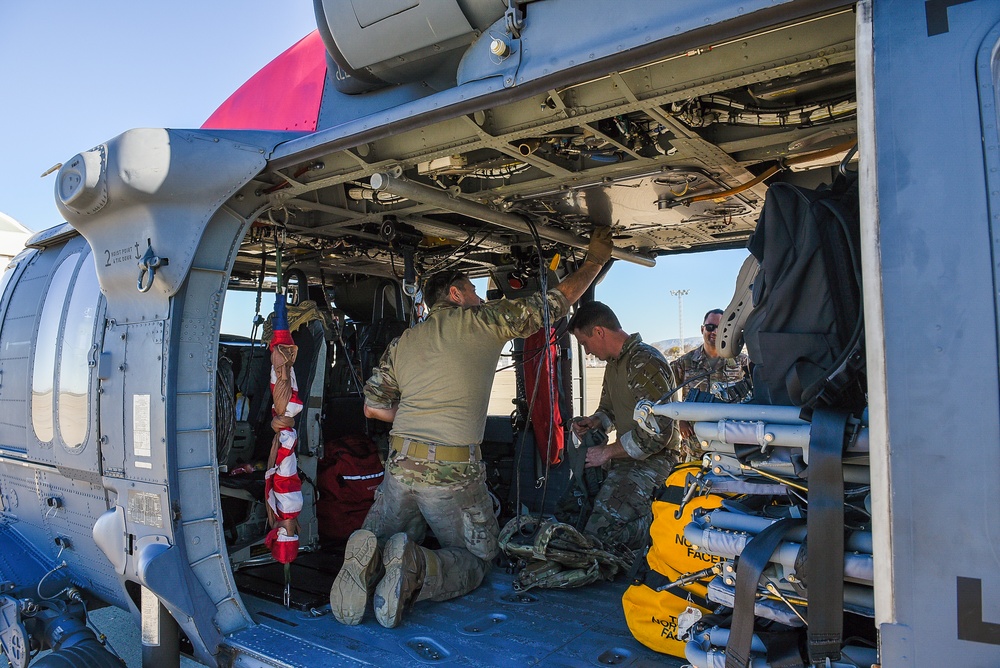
[263, 291, 303, 564]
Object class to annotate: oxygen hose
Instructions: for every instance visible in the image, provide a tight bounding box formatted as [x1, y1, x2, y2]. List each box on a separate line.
[681, 138, 859, 205]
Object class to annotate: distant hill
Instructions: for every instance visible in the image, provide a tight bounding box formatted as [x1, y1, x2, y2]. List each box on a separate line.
[579, 336, 702, 367]
[650, 337, 702, 359]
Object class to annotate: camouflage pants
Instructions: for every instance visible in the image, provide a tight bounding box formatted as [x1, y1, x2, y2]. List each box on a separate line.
[362, 457, 498, 601]
[584, 454, 676, 550]
[679, 436, 704, 464]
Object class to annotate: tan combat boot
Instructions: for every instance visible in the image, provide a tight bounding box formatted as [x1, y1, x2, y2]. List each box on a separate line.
[330, 529, 382, 625]
[373, 532, 427, 628]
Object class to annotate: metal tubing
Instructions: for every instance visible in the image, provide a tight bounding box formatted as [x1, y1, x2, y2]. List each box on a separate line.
[650, 402, 808, 424]
[685, 526, 874, 585]
[694, 420, 870, 453]
[703, 512, 873, 553]
[370, 172, 656, 267]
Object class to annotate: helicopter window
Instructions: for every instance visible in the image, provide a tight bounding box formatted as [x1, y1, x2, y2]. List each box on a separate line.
[31, 252, 80, 443]
[221, 289, 263, 339]
[58, 253, 100, 449]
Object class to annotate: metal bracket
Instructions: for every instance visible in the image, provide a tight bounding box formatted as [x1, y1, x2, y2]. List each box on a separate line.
[0, 595, 29, 668]
[504, 0, 524, 38]
[633, 399, 661, 436]
[137, 238, 169, 293]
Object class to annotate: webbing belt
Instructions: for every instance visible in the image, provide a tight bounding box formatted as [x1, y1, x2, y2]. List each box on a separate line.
[725, 517, 804, 668]
[570, 427, 608, 498]
[634, 563, 710, 610]
[391, 435, 480, 463]
[806, 409, 848, 663]
[759, 630, 806, 668]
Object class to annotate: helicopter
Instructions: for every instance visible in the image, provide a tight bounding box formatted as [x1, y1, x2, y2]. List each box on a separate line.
[1, 0, 999, 666]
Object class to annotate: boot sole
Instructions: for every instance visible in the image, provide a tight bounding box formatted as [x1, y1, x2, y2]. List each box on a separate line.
[330, 530, 378, 625]
[374, 533, 419, 629]
[374, 564, 405, 628]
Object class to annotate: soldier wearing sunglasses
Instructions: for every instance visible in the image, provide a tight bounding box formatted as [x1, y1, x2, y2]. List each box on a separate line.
[671, 309, 751, 461]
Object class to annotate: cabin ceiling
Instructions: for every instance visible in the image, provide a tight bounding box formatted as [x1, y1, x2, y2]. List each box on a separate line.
[229, 7, 857, 288]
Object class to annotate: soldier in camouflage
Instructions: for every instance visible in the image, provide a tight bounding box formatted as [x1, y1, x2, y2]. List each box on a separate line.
[329, 228, 614, 629]
[672, 308, 751, 460]
[568, 302, 680, 551]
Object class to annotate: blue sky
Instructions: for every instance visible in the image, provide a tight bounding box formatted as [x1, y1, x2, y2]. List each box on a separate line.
[0, 2, 316, 231]
[0, 2, 748, 345]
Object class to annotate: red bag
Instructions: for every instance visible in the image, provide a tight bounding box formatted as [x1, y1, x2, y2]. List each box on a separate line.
[316, 434, 384, 542]
[523, 328, 565, 465]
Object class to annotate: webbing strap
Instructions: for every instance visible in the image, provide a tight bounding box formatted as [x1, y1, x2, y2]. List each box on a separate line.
[759, 630, 806, 668]
[634, 564, 711, 610]
[806, 409, 848, 663]
[571, 427, 608, 497]
[725, 517, 805, 668]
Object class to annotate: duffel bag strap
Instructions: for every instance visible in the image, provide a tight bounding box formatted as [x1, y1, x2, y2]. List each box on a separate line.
[634, 564, 711, 610]
[758, 630, 806, 668]
[806, 408, 849, 664]
[725, 517, 805, 668]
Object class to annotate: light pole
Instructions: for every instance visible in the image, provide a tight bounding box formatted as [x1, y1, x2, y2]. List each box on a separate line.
[670, 289, 689, 351]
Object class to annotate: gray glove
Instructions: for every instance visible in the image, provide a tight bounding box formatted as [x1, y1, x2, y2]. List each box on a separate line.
[585, 226, 614, 266]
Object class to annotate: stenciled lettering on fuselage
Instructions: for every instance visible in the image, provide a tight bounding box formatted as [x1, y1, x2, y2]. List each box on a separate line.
[103, 241, 141, 267]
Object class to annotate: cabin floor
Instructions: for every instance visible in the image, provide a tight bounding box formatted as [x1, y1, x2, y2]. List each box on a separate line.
[223, 548, 684, 667]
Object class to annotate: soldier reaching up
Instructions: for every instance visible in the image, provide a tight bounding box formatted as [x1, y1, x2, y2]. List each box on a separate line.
[329, 228, 614, 628]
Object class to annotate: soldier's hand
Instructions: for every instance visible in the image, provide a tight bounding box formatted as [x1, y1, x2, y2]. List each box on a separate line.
[571, 415, 600, 437]
[585, 226, 614, 266]
[585, 444, 613, 468]
[678, 419, 695, 440]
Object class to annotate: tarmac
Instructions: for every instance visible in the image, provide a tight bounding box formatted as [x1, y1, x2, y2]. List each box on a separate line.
[87, 606, 202, 667]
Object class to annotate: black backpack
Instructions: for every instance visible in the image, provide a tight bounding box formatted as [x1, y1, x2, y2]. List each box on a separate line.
[742, 172, 865, 412]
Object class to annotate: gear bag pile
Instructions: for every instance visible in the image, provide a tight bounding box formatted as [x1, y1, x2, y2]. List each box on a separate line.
[499, 515, 629, 591]
[740, 172, 865, 412]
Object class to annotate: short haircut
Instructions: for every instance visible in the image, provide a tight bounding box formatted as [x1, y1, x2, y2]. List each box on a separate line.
[423, 270, 469, 306]
[568, 301, 622, 335]
[703, 308, 723, 323]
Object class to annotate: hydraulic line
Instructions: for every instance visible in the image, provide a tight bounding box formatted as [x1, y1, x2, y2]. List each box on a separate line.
[681, 139, 858, 205]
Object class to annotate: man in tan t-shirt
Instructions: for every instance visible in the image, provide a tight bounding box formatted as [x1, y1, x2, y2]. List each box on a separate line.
[330, 228, 614, 628]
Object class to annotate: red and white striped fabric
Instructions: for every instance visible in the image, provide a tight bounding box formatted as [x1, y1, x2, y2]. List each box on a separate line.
[264, 525, 299, 564]
[266, 427, 304, 520]
[264, 311, 303, 564]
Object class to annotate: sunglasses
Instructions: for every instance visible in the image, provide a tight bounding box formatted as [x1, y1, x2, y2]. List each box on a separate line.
[703, 323, 719, 332]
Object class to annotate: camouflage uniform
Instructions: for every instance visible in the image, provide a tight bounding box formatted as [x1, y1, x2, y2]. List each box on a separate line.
[363, 289, 570, 601]
[672, 345, 751, 460]
[584, 334, 679, 550]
